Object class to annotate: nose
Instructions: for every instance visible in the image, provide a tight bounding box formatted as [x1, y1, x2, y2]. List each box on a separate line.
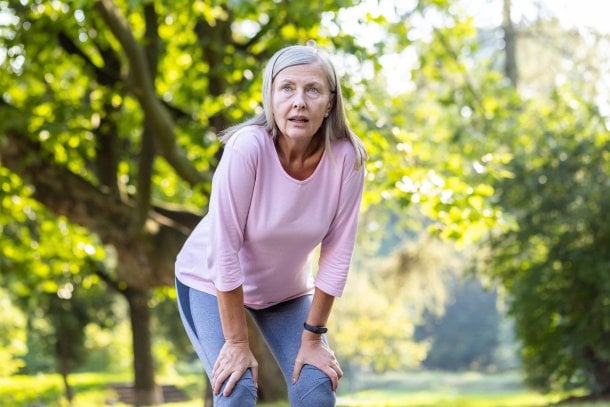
[292, 90, 306, 109]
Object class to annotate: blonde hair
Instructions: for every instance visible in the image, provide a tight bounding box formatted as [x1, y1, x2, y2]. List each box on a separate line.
[219, 44, 367, 169]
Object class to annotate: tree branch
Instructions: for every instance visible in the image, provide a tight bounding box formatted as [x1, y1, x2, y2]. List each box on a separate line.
[95, 0, 210, 186]
[58, 28, 194, 124]
[134, 2, 160, 233]
[1, 131, 135, 245]
[0, 130, 190, 288]
[93, 264, 125, 294]
[57, 30, 122, 86]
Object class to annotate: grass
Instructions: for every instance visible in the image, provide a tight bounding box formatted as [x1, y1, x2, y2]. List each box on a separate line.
[1, 370, 609, 406]
[0, 372, 130, 406]
[336, 371, 610, 407]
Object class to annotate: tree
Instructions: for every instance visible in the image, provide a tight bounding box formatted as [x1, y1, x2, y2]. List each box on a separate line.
[348, 0, 609, 394]
[484, 88, 610, 395]
[471, 3, 610, 396]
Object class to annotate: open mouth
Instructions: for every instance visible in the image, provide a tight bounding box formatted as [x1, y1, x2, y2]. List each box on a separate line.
[288, 116, 309, 123]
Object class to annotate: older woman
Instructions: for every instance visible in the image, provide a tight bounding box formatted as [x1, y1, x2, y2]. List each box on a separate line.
[175, 43, 366, 407]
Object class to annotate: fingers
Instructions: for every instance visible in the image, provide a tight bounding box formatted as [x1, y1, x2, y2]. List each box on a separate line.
[212, 366, 229, 396]
[211, 342, 258, 396]
[326, 365, 339, 391]
[211, 361, 226, 395]
[293, 343, 344, 390]
[222, 371, 241, 397]
[292, 358, 304, 384]
[251, 365, 259, 389]
[212, 362, 258, 396]
[328, 359, 343, 391]
[332, 358, 343, 379]
[323, 357, 342, 391]
[292, 358, 343, 391]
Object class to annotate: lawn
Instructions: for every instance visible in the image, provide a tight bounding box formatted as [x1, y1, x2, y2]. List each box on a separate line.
[1, 370, 609, 406]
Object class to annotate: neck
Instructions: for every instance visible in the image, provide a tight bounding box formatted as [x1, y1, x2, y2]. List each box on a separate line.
[276, 132, 323, 163]
[275, 133, 325, 180]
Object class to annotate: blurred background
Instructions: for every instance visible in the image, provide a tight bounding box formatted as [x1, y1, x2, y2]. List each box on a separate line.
[1, 0, 609, 406]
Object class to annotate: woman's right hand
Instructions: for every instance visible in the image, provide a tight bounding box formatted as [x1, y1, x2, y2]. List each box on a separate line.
[211, 340, 259, 396]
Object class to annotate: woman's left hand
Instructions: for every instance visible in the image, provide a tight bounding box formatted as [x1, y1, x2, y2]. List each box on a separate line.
[291, 334, 343, 391]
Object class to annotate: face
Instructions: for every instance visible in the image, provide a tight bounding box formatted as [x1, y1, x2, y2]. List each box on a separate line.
[271, 63, 333, 142]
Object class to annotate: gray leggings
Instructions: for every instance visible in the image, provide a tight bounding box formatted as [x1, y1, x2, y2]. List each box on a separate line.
[176, 278, 336, 406]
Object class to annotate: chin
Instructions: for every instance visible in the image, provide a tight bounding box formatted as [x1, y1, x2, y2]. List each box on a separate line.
[284, 129, 315, 139]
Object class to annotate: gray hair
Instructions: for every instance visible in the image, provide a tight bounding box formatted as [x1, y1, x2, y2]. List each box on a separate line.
[219, 44, 367, 169]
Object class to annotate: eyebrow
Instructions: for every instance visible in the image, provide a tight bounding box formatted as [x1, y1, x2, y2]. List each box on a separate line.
[276, 78, 326, 87]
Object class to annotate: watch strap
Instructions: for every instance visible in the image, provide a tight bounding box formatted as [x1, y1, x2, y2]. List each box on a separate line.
[303, 322, 328, 334]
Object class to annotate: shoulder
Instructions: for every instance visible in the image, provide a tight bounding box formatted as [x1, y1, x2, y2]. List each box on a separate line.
[329, 138, 361, 175]
[222, 125, 273, 166]
[225, 125, 270, 150]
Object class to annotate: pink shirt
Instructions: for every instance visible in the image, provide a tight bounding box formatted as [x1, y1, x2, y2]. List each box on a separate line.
[175, 125, 364, 309]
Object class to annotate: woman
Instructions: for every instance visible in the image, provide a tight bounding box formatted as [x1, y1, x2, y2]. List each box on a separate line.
[175, 43, 366, 406]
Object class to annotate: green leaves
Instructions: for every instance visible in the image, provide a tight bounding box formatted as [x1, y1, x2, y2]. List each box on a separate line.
[486, 87, 610, 394]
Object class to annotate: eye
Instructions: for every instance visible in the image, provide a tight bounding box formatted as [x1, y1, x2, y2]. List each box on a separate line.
[280, 84, 294, 92]
[307, 86, 320, 94]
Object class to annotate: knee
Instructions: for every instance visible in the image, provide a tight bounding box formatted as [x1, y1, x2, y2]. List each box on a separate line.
[214, 379, 258, 407]
[290, 366, 336, 407]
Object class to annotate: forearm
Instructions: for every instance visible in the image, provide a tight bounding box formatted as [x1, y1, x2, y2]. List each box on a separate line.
[293, 287, 343, 388]
[303, 287, 335, 340]
[217, 286, 248, 343]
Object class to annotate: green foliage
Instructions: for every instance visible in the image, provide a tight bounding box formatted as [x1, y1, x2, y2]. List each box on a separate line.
[3, 0, 607, 400]
[81, 320, 132, 374]
[151, 287, 197, 367]
[401, 3, 610, 393]
[484, 88, 610, 394]
[331, 270, 429, 372]
[0, 166, 118, 375]
[352, 11, 513, 246]
[0, 0, 374, 383]
[0, 372, 129, 406]
[0, 289, 26, 376]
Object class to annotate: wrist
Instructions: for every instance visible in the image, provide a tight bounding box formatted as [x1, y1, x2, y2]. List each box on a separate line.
[303, 322, 327, 335]
[224, 337, 249, 344]
[301, 329, 324, 342]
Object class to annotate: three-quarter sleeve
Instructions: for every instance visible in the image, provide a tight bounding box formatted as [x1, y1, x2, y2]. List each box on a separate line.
[206, 135, 258, 292]
[316, 161, 365, 297]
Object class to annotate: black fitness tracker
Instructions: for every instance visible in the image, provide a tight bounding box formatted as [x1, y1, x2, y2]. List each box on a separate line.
[303, 322, 328, 334]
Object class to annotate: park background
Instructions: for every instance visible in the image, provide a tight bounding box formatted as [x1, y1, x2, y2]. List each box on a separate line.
[1, 0, 609, 406]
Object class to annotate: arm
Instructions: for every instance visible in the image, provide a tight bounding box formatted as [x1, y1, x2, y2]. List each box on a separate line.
[217, 286, 249, 343]
[315, 163, 365, 297]
[292, 287, 343, 390]
[304, 286, 334, 329]
[292, 153, 365, 389]
[212, 286, 259, 396]
[207, 132, 261, 396]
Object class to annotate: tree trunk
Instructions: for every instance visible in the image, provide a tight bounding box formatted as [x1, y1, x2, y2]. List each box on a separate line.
[247, 315, 287, 402]
[583, 346, 610, 395]
[58, 353, 74, 404]
[126, 288, 163, 405]
[503, 0, 518, 86]
[204, 378, 213, 406]
[55, 312, 74, 405]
